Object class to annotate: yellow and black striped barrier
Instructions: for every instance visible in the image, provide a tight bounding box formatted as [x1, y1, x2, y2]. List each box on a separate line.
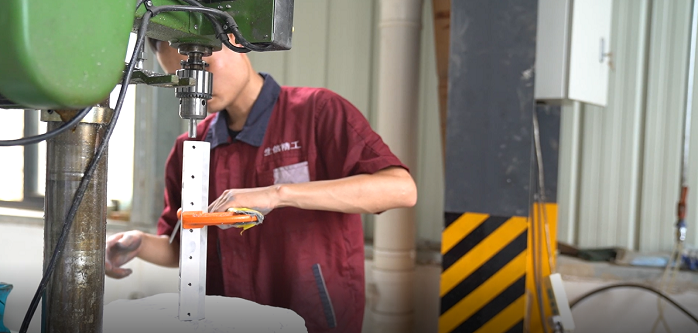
[440, 204, 558, 333]
[439, 213, 528, 333]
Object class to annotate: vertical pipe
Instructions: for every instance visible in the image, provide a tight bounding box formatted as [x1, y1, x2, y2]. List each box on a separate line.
[630, 0, 652, 251]
[677, 0, 698, 244]
[42, 106, 111, 333]
[24, 110, 39, 196]
[431, 0, 451, 165]
[372, 0, 422, 332]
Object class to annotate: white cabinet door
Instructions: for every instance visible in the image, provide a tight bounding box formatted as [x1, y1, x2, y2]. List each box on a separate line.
[568, 0, 613, 107]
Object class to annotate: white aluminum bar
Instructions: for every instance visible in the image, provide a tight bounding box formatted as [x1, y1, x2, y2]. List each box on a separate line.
[178, 140, 210, 321]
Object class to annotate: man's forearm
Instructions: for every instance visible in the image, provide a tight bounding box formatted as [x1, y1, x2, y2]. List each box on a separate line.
[137, 233, 180, 268]
[275, 167, 417, 214]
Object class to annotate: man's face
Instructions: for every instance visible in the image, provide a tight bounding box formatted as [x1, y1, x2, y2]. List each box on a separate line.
[154, 40, 252, 114]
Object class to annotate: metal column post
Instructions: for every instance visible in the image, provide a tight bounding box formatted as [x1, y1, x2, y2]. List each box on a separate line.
[439, 1, 559, 333]
[42, 105, 112, 333]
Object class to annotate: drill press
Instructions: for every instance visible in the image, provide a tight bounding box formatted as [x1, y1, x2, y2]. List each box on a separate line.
[0, 0, 293, 331]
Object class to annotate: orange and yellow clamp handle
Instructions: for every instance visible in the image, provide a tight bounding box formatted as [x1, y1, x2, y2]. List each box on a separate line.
[177, 210, 258, 229]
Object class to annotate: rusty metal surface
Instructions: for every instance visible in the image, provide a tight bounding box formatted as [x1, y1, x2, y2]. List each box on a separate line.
[43, 115, 108, 333]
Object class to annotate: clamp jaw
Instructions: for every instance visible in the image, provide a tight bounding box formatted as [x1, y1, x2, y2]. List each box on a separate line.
[178, 209, 261, 230]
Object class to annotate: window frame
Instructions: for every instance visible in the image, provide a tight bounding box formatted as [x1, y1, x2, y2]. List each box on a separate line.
[0, 110, 44, 211]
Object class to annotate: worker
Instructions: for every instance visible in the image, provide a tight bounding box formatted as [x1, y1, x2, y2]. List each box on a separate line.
[105, 36, 417, 333]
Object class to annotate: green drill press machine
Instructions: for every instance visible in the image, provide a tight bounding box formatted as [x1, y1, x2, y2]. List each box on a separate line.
[0, 1, 293, 332]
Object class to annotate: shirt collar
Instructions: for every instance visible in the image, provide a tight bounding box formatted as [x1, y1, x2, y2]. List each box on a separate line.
[204, 73, 280, 149]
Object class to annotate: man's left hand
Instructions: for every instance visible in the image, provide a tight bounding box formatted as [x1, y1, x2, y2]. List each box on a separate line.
[208, 186, 279, 215]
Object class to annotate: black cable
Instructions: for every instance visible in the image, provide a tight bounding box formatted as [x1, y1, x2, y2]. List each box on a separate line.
[0, 107, 91, 146]
[176, 0, 250, 53]
[18, 10, 152, 333]
[150, 4, 271, 52]
[570, 283, 698, 326]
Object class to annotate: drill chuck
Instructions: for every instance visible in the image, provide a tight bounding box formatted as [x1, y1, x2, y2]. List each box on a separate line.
[176, 69, 212, 138]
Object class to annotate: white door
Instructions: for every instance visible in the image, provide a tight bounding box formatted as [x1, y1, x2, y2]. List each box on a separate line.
[568, 0, 613, 107]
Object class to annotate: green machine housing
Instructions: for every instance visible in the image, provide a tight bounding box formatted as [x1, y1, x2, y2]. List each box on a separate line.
[0, 0, 293, 109]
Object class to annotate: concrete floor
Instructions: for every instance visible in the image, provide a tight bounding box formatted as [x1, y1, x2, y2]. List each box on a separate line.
[3, 220, 698, 333]
[558, 256, 698, 333]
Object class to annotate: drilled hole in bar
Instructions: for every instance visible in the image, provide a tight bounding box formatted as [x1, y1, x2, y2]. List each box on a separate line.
[190, 229, 193, 233]
[189, 256, 193, 259]
[191, 175, 195, 179]
[188, 283, 192, 286]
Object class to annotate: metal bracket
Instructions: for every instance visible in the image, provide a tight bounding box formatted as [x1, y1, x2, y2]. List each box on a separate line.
[179, 140, 210, 321]
[129, 68, 197, 88]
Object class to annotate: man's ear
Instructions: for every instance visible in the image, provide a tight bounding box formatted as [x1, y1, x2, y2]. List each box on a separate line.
[227, 33, 244, 48]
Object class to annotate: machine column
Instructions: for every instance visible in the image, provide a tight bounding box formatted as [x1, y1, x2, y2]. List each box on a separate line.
[42, 104, 112, 333]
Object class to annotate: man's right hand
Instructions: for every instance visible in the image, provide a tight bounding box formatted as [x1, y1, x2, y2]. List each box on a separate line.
[105, 230, 144, 279]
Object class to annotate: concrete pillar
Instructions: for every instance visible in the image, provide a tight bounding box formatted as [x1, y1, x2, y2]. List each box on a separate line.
[371, 0, 422, 332]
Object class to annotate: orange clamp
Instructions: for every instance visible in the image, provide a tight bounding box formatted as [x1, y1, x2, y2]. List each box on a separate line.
[177, 210, 258, 229]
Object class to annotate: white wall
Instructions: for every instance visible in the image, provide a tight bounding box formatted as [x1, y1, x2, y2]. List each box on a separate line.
[558, 0, 697, 252]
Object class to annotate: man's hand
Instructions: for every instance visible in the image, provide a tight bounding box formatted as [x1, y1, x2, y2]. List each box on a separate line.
[208, 186, 279, 215]
[105, 230, 143, 279]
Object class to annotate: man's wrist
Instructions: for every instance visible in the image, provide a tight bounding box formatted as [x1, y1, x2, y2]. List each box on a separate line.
[272, 184, 290, 209]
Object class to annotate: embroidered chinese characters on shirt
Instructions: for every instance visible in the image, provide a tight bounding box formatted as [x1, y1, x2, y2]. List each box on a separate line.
[264, 141, 301, 157]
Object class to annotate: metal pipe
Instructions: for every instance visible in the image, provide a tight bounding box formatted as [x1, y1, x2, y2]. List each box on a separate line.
[371, 0, 422, 332]
[42, 105, 111, 333]
[629, 0, 652, 251]
[676, 0, 698, 244]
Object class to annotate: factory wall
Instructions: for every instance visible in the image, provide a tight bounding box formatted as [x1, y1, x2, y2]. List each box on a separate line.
[245, 0, 445, 245]
[557, 0, 697, 252]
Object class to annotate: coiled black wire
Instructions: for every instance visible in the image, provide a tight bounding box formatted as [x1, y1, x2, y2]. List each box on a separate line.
[570, 283, 698, 326]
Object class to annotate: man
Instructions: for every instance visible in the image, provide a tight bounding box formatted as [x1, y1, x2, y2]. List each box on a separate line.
[105, 37, 417, 333]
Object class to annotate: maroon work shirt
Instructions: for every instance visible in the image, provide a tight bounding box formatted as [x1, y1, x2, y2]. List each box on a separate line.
[157, 74, 407, 333]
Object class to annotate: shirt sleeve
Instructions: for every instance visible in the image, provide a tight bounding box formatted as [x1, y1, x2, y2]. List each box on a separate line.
[156, 138, 184, 239]
[314, 89, 408, 179]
